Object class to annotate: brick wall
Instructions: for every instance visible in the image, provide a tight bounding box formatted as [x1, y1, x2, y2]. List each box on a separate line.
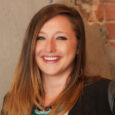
[75, 0, 115, 49]
[70, 0, 115, 79]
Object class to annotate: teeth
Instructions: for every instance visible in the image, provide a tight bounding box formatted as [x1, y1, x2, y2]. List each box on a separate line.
[44, 57, 59, 61]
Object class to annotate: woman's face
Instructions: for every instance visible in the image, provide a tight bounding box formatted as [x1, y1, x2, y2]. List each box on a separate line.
[35, 15, 78, 77]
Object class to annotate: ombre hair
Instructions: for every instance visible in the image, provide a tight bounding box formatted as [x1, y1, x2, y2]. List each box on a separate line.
[1, 3, 86, 115]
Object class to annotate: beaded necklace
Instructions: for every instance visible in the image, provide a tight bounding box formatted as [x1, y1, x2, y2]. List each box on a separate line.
[32, 104, 64, 115]
[32, 106, 68, 115]
[32, 107, 52, 115]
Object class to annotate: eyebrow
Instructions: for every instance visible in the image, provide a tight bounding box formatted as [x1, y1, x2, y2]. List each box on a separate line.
[38, 31, 46, 34]
[39, 31, 66, 35]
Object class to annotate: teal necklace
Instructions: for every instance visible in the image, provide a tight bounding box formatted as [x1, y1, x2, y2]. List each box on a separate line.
[32, 107, 52, 115]
[32, 105, 63, 115]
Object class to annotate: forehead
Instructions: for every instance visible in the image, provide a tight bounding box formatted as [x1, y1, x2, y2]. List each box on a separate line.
[39, 15, 74, 33]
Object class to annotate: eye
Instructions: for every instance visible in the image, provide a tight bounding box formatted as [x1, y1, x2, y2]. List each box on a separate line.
[56, 36, 67, 40]
[37, 36, 45, 40]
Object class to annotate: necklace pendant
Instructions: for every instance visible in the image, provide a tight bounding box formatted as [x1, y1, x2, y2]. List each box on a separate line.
[32, 108, 51, 115]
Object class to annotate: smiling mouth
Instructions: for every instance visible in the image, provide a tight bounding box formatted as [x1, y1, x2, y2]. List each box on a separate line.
[44, 56, 60, 60]
[42, 56, 61, 62]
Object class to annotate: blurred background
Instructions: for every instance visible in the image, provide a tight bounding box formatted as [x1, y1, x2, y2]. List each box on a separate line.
[0, 0, 115, 111]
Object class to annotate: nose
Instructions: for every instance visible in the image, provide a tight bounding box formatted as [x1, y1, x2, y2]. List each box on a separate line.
[45, 38, 56, 53]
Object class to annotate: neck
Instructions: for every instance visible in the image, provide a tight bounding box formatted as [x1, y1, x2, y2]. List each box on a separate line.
[42, 72, 71, 107]
[43, 74, 69, 93]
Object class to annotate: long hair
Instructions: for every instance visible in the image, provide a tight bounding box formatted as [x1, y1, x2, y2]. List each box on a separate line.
[1, 3, 86, 115]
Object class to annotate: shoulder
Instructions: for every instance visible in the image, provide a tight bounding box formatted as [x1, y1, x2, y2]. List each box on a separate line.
[84, 77, 115, 97]
[69, 77, 115, 115]
[84, 77, 115, 113]
[83, 77, 111, 96]
[84, 77, 111, 87]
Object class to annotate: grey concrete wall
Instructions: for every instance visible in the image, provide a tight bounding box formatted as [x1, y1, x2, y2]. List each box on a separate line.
[0, 0, 67, 111]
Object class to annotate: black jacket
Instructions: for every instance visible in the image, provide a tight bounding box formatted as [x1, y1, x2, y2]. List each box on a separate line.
[69, 78, 115, 115]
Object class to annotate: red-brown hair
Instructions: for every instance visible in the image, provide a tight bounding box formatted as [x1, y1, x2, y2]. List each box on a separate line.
[1, 3, 86, 115]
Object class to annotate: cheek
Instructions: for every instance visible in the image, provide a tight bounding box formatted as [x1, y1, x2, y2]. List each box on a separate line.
[66, 42, 77, 55]
[35, 43, 43, 56]
[59, 42, 77, 57]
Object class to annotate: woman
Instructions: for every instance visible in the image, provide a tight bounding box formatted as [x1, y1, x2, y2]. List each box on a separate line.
[1, 3, 115, 115]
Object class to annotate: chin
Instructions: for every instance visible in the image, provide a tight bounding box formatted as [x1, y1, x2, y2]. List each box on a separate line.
[41, 69, 62, 77]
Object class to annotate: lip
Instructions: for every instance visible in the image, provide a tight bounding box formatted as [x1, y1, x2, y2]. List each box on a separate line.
[41, 56, 61, 63]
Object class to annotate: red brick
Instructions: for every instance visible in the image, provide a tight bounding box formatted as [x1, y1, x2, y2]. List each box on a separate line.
[108, 42, 115, 50]
[100, 0, 115, 2]
[95, 4, 105, 22]
[75, 0, 93, 3]
[78, 7, 90, 21]
[105, 4, 115, 21]
[85, 0, 93, 2]
[105, 23, 115, 39]
[78, 4, 105, 23]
